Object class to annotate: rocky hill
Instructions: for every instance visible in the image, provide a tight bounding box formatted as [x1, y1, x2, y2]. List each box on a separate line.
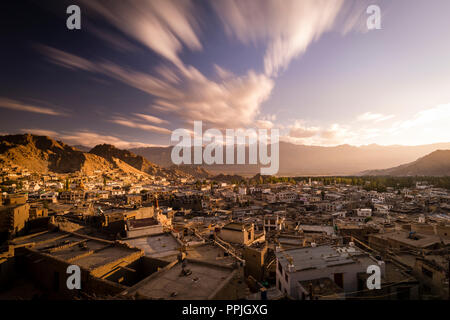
[362, 150, 450, 176]
[89, 144, 191, 179]
[0, 134, 189, 179]
[0, 134, 112, 175]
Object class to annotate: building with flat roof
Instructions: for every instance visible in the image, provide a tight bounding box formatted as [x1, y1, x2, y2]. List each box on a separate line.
[120, 259, 242, 300]
[275, 244, 383, 299]
[8, 230, 167, 298]
[220, 222, 255, 245]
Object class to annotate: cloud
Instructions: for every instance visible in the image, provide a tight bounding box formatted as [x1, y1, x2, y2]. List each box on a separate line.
[133, 113, 168, 125]
[40, 46, 274, 128]
[37, 1, 369, 134]
[284, 102, 450, 146]
[357, 112, 395, 123]
[20, 129, 59, 137]
[288, 120, 320, 138]
[0, 97, 66, 116]
[284, 120, 357, 146]
[255, 120, 274, 129]
[20, 129, 163, 149]
[110, 116, 172, 135]
[82, 0, 202, 68]
[89, 25, 141, 53]
[59, 131, 161, 149]
[384, 103, 450, 144]
[211, 0, 345, 76]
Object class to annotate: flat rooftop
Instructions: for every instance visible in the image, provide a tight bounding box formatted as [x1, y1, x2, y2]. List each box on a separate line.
[275, 245, 366, 272]
[123, 261, 235, 300]
[185, 243, 237, 267]
[370, 231, 450, 248]
[12, 230, 143, 275]
[124, 233, 181, 260]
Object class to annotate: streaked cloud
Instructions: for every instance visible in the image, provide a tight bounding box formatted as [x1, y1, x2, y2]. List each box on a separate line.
[0, 97, 66, 116]
[133, 113, 168, 125]
[110, 116, 172, 135]
[20, 128, 59, 137]
[357, 112, 395, 123]
[82, 0, 201, 68]
[20, 129, 162, 149]
[211, 0, 345, 76]
[39, 46, 274, 128]
[288, 120, 320, 138]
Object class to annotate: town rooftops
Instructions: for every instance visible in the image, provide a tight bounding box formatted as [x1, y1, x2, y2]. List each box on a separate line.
[124, 232, 181, 260]
[11, 230, 143, 277]
[127, 217, 158, 229]
[369, 231, 450, 249]
[276, 245, 367, 272]
[120, 259, 237, 300]
[222, 222, 252, 232]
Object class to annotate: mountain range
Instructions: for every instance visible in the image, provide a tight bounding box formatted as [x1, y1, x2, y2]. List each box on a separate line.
[130, 142, 450, 176]
[1, 134, 449, 177]
[0, 134, 189, 179]
[362, 150, 450, 176]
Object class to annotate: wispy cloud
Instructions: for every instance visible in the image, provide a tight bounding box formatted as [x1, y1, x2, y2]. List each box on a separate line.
[39, 45, 274, 129]
[357, 112, 395, 123]
[110, 116, 172, 135]
[211, 0, 345, 76]
[0, 97, 66, 116]
[20, 129, 163, 149]
[36, 0, 367, 134]
[82, 0, 202, 68]
[284, 102, 450, 146]
[20, 128, 59, 137]
[285, 120, 355, 146]
[133, 113, 168, 125]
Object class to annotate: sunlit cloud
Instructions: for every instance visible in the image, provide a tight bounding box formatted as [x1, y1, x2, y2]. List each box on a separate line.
[20, 128, 59, 137]
[133, 113, 169, 125]
[110, 116, 172, 135]
[20, 129, 163, 149]
[39, 45, 274, 129]
[357, 112, 395, 123]
[0, 97, 67, 116]
[385, 103, 450, 145]
[82, 0, 202, 68]
[211, 0, 345, 76]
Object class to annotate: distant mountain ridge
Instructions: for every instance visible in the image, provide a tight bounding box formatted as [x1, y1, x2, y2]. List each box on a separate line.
[130, 142, 450, 176]
[362, 150, 450, 176]
[2, 134, 449, 177]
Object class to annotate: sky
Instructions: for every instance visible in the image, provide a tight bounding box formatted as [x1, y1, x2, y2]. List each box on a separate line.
[1, 0, 450, 149]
